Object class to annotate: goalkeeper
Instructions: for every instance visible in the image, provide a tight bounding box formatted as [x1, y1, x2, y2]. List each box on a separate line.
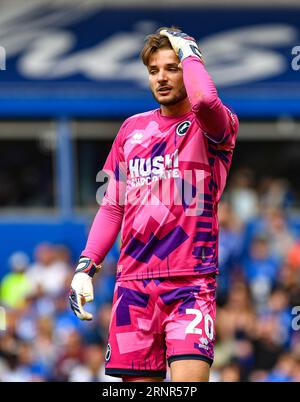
[69, 27, 238, 382]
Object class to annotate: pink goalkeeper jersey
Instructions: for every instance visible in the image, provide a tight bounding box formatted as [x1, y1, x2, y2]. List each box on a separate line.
[82, 57, 239, 281]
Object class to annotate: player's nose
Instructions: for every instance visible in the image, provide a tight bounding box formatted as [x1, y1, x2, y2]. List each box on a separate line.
[157, 69, 168, 83]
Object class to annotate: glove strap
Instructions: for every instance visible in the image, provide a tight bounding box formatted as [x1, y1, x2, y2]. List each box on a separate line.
[75, 257, 101, 278]
[178, 43, 203, 62]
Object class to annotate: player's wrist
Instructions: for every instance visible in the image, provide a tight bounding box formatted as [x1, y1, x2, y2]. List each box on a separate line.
[74, 256, 101, 278]
[178, 43, 203, 63]
[159, 29, 204, 63]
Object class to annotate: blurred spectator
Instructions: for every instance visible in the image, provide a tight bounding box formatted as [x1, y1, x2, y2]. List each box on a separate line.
[243, 236, 280, 310]
[229, 169, 259, 223]
[219, 361, 242, 382]
[263, 208, 295, 261]
[0, 252, 31, 309]
[79, 302, 113, 346]
[286, 241, 300, 270]
[252, 314, 286, 372]
[262, 288, 292, 348]
[31, 316, 59, 378]
[217, 201, 243, 304]
[54, 331, 85, 382]
[215, 281, 256, 370]
[259, 178, 295, 210]
[68, 344, 120, 382]
[279, 263, 300, 306]
[53, 290, 82, 347]
[26, 243, 70, 297]
[262, 353, 296, 382]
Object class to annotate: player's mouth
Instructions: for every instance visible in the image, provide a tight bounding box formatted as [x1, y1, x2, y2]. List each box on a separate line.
[157, 86, 172, 95]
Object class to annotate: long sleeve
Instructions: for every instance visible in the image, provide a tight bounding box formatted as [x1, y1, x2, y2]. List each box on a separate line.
[81, 122, 128, 265]
[182, 56, 229, 143]
[81, 203, 123, 265]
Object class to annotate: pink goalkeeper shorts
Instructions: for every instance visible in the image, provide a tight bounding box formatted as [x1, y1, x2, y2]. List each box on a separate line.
[105, 274, 216, 379]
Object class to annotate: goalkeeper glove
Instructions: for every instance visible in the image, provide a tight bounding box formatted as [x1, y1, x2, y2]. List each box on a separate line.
[69, 257, 101, 321]
[160, 29, 203, 63]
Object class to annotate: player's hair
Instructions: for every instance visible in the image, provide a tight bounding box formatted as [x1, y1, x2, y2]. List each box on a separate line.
[140, 26, 182, 66]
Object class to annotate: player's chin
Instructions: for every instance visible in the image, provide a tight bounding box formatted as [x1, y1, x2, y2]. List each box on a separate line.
[155, 94, 177, 106]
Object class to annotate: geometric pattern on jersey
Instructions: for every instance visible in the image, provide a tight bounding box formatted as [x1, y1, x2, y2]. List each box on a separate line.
[105, 276, 217, 378]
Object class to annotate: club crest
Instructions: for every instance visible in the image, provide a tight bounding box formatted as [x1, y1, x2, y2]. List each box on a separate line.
[176, 120, 191, 136]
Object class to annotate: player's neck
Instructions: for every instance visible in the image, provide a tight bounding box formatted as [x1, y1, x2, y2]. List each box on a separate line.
[160, 98, 191, 117]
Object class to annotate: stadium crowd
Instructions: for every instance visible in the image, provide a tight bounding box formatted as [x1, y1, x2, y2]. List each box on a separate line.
[1, 171, 300, 382]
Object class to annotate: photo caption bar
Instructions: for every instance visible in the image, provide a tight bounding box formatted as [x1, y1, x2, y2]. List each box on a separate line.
[101, 384, 199, 399]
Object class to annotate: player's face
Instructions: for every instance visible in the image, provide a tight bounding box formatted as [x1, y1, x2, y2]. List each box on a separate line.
[147, 49, 187, 106]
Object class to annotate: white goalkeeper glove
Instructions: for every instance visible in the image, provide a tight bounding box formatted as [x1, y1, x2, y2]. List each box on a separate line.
[69, 257, 101, 321]
[160, 29, 204, 63]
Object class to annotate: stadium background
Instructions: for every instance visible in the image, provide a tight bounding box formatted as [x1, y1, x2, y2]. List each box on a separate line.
[1, 0, 300, 382]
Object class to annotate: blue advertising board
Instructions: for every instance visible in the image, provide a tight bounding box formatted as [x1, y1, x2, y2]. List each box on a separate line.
[0, 4, 299, 117]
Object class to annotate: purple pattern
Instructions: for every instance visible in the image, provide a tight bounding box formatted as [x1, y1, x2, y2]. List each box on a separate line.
[219, 151, 229, 164]
[194, 264, 217, 274]
[200, 211, 213, 218]
[151, 141, 167, 159]
[193, 342, 211, 358]
[154, 279, 164, 286]
[175, 178, 197, 211]
[125, 226, 189, 263]
[209, 179, 218, 192]
[142, 279, 151, 288]
[116, 286, 149, 326]
[200, 193, 213, 202]
[196, 222, 212, 229]
[142, 278, 164, 287]
[208, 146, 217, 155]
[193, 232, 216, 243]
[114, 163, 120, 182]
[192, 246, 214, 258]
[160, 285, 200, 314]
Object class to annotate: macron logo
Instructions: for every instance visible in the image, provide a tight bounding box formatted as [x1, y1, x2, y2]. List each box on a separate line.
[131, 132, 144, 144]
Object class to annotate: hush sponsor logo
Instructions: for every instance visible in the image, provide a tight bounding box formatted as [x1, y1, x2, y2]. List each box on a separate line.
[129, 150, 180, 187]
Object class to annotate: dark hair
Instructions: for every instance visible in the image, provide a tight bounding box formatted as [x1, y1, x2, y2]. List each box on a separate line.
[140, 26, 182, 66]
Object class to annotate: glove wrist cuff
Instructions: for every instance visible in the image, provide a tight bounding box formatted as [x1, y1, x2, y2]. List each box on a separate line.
[75, 257, 101, 278]
[178, 44, 203, 63]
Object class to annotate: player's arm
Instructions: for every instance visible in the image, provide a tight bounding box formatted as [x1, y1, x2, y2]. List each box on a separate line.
[160, 29, 230, 143]
[69, 125, 126, 320]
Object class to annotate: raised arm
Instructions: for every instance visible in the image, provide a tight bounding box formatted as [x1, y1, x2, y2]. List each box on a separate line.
[182, 57, 229, 142]
[160, 29, 229, 142]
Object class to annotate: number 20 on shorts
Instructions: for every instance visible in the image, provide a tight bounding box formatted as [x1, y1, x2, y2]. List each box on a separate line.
[185, 308, 214, 340]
